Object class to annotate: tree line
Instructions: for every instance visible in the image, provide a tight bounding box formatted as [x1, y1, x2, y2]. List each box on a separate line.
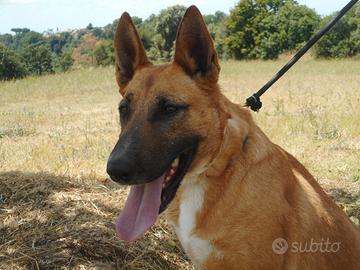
[1, 0, 359, 81]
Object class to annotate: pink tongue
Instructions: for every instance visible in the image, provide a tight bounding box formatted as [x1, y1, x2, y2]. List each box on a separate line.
[116, 174, 164, 241]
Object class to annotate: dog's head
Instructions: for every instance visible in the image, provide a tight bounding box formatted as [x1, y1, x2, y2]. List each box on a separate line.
[107, 6, 227, 241]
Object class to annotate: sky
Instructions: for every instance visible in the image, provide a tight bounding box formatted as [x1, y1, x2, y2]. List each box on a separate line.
[0, 0, 354, 34]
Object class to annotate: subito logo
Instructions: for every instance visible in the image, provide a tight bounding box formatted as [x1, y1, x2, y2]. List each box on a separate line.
[272, 238, 288, 255]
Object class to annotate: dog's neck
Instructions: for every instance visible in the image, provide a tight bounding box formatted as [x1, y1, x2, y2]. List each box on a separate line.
[203, 98, 273, 179]
[166, 98, 274, 224]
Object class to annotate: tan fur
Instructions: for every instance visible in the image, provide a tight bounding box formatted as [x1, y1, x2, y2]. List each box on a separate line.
[113, 6, 360, 270]
[168, 99, 360, 269]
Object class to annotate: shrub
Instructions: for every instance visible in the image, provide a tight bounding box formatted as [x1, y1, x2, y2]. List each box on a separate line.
[314, 4, 360, 58]
[0, 43, 27, 80]
[21, 45, 54, 75]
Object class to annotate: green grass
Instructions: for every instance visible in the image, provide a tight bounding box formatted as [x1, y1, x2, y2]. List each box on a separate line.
[0, 59, 359, 269]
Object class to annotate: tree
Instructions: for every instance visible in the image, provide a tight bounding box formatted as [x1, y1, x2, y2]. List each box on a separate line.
[314, 3, 360, 58]
[21, 45, 54, 75]
[92, 27, 105, 39]
[94, 41, 114, 66]
[20, 31, 47, 49]
[138, 14, 158, 52]
[54, 49, 74, 72]
[86, 23, 94, 31]
[225, 0, 321, 59]
[154, 5, 187, 60]
[11, 28, 30, 36]
[10, 28, 30, 50]
[204, 11, 229, 59]
[71, 33, 99, 67]
[102, 19, 119, 40]
[226, 0, 280, 59]
[94, 44, 107, 65]
[48, 32, 73, 55]
[132, 16, 143, 26]
[0, 44, 27, 80]
[257, 2, 320, 58]
[204, 11, 227, 25]
[0, 34, 14, 49]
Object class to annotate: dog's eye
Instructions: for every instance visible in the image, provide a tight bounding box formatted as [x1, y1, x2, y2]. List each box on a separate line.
[119, 100, 130, 116]
[151, 97, 188, 122]
[162, 104, 178, 115]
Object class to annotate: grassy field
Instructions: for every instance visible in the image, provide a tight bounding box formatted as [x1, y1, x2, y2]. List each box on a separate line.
[0, 59, 359, 269]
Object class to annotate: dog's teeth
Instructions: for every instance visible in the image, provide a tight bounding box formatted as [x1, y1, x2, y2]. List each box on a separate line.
[172, 158, 179, 167]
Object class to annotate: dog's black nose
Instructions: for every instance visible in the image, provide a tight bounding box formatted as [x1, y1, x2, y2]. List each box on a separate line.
[107, 135, 139, 184]
[107, 157, 133, 183]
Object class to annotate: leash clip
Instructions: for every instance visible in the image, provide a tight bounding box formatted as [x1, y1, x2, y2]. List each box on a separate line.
[245, 94, 262, 112]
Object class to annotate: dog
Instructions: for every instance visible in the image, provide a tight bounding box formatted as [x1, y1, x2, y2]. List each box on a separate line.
[107, 6, 360, 270]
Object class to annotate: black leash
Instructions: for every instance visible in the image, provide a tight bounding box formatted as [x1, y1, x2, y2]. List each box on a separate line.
[245, 0, 359, 112]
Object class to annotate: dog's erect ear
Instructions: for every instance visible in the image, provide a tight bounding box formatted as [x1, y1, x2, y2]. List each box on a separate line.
[173, 6, 220, 83]
[114, 12, 151, 95]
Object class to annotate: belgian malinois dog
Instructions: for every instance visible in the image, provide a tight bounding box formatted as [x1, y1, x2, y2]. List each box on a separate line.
[107, 6, 360, 270]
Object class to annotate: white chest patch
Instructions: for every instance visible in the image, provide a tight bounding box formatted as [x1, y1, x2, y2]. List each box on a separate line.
[174, 182, 216, 267]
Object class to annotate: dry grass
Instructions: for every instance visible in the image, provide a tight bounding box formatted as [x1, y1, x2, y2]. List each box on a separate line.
[0, 59, 359, 269]
[0, 172, 192, 269]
